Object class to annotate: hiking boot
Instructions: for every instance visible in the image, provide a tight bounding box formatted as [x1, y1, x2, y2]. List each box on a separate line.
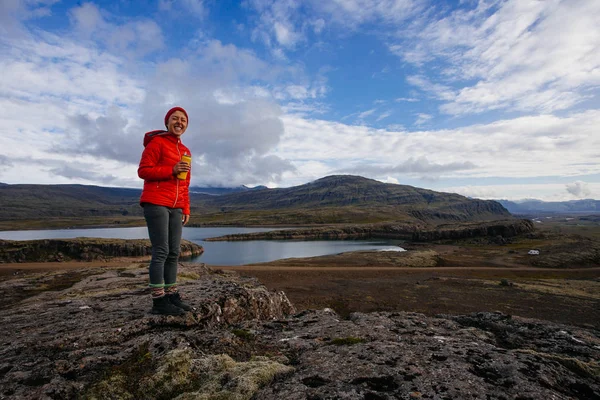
[151, 296, 186, 316]
[166, 292, 193, 311]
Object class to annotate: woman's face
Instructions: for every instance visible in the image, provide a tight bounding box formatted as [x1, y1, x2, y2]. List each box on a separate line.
[167, 110, 188, 137]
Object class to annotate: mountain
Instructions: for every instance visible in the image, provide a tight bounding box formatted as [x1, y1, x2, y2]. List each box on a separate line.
[0, 184, 143, 219]
[0, 175, 511, 226]
[498, 199, 600, 214]
[198, 175, 511, 223]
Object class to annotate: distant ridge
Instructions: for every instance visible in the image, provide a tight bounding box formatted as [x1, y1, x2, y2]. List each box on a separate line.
[498, 199, 600, 214]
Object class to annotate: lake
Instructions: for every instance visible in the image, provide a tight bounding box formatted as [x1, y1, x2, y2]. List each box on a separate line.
[0, 227, 405, 266]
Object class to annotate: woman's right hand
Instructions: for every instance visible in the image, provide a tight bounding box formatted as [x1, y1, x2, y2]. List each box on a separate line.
[173, 161, 191, 176]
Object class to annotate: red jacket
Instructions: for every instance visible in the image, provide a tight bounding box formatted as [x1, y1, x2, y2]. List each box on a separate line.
[138, 130, 191, 215]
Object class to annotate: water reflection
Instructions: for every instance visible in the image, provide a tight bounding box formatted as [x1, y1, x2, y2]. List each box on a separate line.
[187, 239, 403, 266]
[0, 227, 403, 266]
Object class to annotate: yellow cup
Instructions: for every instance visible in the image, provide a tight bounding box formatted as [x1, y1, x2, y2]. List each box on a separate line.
[177, 154, 191, 180]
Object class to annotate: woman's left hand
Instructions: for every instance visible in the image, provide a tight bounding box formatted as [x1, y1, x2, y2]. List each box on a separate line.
[182, 214, 190, 225]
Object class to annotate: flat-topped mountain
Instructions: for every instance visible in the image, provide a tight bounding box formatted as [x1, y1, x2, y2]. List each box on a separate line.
[200, 175, 511, 224]
[203, 175, 488, 207]
[0, 175, 511, 227]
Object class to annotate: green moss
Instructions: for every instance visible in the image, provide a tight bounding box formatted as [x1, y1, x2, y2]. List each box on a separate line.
[518, 349, 600, 379]
[329, 337, 366, 346]
[85, 348, 294, 400]
[141, 348, 198, 399]
[179, 272, 201, 281]
[84, 373, 135, 400]
[231, 328, 255, 340]
[83, 343, 156, 400]
[177, 354, 294, 400]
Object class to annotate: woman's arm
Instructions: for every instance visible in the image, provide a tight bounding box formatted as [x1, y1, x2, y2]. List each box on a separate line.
[138, 140, 174, 181]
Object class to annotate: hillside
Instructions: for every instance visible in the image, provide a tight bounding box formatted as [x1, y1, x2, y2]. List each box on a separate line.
[0, 184, 143, 219]
[0, 175, 511, 228]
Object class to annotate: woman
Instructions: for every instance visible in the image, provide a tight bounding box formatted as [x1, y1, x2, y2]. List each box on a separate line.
[138, 106, 193, 315]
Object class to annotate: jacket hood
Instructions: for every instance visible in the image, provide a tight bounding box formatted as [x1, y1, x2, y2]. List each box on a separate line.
[143, 130, 177, 147]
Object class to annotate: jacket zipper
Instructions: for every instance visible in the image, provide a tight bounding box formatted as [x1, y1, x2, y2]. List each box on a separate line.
[173, 139, 180, 208]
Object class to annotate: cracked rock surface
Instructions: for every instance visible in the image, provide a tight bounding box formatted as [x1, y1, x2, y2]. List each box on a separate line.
[246, 310, 600, 399]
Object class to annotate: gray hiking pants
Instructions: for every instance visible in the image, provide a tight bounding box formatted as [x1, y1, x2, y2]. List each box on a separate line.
[143, 204, 183, 288]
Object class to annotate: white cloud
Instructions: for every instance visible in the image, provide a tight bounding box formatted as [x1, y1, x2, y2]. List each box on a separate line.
[386, 123, 405, 131]
[275, 110, 600, 185]
[395, 97, 418, 102]
[443, 183, 600, 202]
[0, 0, 58, 37]
[247, 0, 304, 52]
[566, 181, 592, 198]
[68, 2, 103, 33]
[414, 113, 432, 126]
[397, 0, 600, 115]
[358, 108, 376, 119]
[312, 18, 325, 34]
[0, 3, 302, 188]
[315, 0, 425, 26]
[406, 75, 455, 101]
[1, 0, 599, 204]
[69, 3, 164, 57]
[440, 185, 500, 200]
[0, 33, 145, 105]
[380, 176, 399, 184]
[246, 0, 424, 56]
[376, 111, 392, 121]
[274, 21, 297, 47]
[158, 0, 207, 18]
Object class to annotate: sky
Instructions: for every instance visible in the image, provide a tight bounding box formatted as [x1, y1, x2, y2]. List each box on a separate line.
[1, 0, 599, 201]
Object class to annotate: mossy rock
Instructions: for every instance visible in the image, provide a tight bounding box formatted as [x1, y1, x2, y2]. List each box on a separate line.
[84, 349, 294, 400]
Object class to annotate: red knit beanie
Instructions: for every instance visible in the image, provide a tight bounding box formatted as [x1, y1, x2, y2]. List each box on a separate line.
[164, 107, 188, 128]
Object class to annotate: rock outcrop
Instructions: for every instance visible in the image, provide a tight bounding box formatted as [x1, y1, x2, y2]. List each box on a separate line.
[0, 263, 295, 399]
[411, 219, 535, 241]
[206, 219, 535, 242]
[248, 310, 600, 400]
[0, 262, 598, 399]
[0, 238, 203, 263]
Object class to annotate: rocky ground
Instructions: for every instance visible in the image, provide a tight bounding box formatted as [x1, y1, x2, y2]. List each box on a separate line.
[0, 262, 599, 399]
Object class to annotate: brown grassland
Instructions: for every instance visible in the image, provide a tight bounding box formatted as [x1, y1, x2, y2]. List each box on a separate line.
[219, 216, 600, 327]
